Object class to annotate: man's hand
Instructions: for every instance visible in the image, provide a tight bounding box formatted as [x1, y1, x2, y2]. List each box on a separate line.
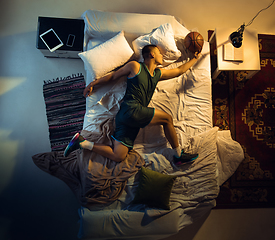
[83, 82, 94, 98]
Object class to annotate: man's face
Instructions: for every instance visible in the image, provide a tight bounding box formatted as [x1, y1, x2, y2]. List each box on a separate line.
[153, 47, 163, 65]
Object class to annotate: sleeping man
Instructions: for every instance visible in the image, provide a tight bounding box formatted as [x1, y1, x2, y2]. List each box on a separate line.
[64, 45, 201, 166]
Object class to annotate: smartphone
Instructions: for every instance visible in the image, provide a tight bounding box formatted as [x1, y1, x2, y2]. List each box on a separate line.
[40, 28, 64, 52]
[66, 34, 75, 47]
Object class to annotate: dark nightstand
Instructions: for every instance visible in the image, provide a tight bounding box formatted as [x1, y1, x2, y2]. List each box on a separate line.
[36, 16, 84, 58]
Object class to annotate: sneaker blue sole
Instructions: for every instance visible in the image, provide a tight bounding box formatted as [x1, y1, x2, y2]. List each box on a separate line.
[174, 154, 198, 166]
[64, 133, 80, 157]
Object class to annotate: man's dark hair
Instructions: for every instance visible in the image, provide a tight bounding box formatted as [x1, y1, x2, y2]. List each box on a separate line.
[142, 45, 158, 60]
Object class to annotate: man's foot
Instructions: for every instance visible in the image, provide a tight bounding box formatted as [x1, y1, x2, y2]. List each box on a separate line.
[63, 133, 85, 157]
[173, 150, 198, 166]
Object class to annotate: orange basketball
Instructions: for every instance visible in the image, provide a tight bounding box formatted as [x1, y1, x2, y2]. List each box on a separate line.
[184, 32, 204, 53]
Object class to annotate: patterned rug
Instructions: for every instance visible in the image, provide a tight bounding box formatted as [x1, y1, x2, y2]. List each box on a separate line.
[43, 73, 86, 151]
[210, 33, 275, 208]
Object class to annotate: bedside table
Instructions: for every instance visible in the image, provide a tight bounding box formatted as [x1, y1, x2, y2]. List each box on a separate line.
[209, 28, 261, 79]
[36, 16, 84, 58]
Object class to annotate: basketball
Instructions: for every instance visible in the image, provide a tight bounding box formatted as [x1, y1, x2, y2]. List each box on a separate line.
[184, 32, 204, 53]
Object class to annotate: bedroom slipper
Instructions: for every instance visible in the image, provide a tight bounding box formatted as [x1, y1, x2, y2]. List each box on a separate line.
[173, 152, 198, 166]
[63, 133, 85, 157]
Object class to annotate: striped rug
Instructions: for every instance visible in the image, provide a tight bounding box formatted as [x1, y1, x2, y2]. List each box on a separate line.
[43, 73, 86, 151]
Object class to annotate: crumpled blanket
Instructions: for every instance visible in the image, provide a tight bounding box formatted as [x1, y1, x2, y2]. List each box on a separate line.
[32, 118, 145, 207]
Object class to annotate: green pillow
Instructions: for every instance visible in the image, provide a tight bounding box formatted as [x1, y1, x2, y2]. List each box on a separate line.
[132, 166, 177, 210]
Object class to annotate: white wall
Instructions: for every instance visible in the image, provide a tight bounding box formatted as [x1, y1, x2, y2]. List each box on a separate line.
[0, 1, 275, 240]
[1, 0, 275, 39]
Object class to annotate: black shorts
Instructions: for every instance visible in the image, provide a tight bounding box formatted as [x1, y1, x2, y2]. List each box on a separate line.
[112, 101, 155, 148]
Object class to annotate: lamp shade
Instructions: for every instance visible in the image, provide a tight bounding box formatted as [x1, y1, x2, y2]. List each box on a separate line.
[230, 31, 243, 48]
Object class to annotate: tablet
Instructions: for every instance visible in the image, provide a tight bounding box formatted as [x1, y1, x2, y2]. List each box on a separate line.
[40, 28, 64, 52]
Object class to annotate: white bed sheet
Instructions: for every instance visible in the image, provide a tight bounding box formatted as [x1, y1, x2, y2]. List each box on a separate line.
[78, 9, 244, 240]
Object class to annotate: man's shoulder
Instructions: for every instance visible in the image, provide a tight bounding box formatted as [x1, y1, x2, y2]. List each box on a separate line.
[125, 61, 141, 78]
[127, 60, 141, 72]
[127, 60, 140, 67]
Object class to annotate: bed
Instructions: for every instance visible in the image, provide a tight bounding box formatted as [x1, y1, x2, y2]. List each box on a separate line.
[33, 9, 244, 240]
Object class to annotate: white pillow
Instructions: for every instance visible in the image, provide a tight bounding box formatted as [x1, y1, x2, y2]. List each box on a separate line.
[132, 23, 181, 66]
[216, 130, 244, 186]
[79, 31, 134, 85]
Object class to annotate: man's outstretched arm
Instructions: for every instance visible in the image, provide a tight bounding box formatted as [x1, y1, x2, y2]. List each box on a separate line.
[159, 52, 201, 81]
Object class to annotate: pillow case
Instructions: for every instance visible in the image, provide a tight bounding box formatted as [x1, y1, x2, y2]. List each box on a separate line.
[132, 23, 181, 66]
[79, 31, 134, 85]
[132, 166, 177, 210]
[216, 130, 244, 186]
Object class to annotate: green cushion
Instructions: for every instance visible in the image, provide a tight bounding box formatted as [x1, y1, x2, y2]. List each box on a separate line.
[132, 166, 177, 210]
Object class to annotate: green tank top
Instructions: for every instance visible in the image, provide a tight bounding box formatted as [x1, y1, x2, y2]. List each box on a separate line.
[123, 62, 162, 107]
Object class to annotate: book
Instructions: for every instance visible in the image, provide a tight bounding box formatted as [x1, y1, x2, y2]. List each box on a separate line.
[223, 42, 243, 62]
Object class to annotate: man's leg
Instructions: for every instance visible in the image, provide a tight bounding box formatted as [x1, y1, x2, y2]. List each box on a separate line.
[149, 109, 198, 165]
[64, 133, 129, 162]
[91, 140, 129, 162]
[149, 108, 179, 149]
